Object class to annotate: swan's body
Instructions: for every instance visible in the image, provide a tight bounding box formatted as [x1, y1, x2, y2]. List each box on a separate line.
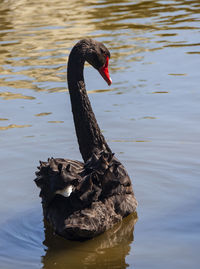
[35, 39, 137, 240]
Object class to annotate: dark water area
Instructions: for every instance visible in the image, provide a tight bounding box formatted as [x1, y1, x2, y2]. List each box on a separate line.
[0, 0, 200, 268]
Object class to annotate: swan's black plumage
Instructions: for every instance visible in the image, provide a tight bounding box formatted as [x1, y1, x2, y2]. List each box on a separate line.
[35, 39, 137, 240]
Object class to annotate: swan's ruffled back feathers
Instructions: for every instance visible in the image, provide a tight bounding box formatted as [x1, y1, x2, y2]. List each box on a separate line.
[35, 151, 137, 240]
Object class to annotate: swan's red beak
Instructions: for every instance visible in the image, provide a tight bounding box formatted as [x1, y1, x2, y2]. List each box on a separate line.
[98, 57, 112, 86]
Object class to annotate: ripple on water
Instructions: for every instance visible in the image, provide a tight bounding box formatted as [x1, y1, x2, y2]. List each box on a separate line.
[0, 209, 137, 269]
[0, 208, 44, 269]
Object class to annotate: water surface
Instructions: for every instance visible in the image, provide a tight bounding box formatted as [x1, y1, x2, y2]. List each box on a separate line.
[0, 0, 200, 268]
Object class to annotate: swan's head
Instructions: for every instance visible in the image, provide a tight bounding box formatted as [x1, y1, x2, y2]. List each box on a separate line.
[82, 39, 112, 86]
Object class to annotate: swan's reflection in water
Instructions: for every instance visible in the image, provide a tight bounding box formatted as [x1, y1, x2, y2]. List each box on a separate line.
[42, 212, 137, 269]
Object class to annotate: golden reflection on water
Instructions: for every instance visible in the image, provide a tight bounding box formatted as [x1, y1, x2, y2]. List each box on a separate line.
[168, 73, 187, 76]
[42, 213, 137, 269]
[0, 91, 35, 100]
[152, 91, 168, 94]
[48, 121, 64, 124]
[35, 112, 52, 117]
[0, 0, 97, 93]
[0, 0, 199, 97]
[0, 124, 32, 131]
[140, 116, 157, 120]
[87, 88, 117, 94]
[0, 0, 199, 109]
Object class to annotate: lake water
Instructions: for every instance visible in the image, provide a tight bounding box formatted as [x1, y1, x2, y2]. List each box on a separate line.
[0, 0, 200, 268]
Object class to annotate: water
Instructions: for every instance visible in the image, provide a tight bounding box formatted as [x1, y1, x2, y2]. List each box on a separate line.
[0, 0, 200, 268]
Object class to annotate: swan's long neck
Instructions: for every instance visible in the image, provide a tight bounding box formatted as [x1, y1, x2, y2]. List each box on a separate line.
[67, 45, 111, 162]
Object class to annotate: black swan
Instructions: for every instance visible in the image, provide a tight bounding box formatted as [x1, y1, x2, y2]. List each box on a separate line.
[35, 38, 137, 240]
